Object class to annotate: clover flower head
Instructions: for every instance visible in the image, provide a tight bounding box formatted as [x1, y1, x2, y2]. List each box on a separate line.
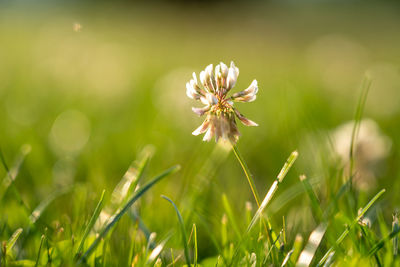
[186, 61, 258, 143]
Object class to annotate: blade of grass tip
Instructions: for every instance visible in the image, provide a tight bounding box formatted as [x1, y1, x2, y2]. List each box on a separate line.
[318, 188, 386, 266]
[75, 189, 106, 258]
[35, 235, 45, 267]
[300, 175, 323, 221]
[6, 228, 23, 253]
[348, 78, 371, 191]
[296, 223, 328, 267]
[247, 151, 298, 233]
[222, 194, 241, 239]
[79, 165, 180, 264]
[29, 186, 73, 224]
[193, 224, 198, 267]
[162, 195, 191, 267]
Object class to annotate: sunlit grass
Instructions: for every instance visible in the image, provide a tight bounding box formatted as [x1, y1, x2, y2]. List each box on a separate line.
[1, 2, 400, 266]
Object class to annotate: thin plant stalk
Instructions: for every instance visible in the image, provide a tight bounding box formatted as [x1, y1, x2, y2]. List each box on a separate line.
[348, 78, 370, 191]
[230, 150, 298, 265]
[231, 143, 261, 207]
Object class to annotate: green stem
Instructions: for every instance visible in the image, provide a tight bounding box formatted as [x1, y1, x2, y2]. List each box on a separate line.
[231, 144, 261, 207]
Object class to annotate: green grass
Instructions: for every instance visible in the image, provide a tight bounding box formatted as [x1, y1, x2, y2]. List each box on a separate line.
[1, 2, 400, 266]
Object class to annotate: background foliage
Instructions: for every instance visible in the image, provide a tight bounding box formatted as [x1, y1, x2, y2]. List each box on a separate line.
[0, 1, 400, 266]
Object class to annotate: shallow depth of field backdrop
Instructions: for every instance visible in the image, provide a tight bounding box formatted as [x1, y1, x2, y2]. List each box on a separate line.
[1, 0, 400, 265]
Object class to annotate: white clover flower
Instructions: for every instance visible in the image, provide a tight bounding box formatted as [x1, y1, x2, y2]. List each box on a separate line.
[332, 119, 391, 190]
[186, 61, 258, 143]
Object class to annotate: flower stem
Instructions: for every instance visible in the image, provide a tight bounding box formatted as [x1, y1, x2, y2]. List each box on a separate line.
[231, 143, 261, 207]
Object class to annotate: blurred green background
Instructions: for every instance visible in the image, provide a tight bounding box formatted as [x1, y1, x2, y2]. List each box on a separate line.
[0, 0, 400, 262]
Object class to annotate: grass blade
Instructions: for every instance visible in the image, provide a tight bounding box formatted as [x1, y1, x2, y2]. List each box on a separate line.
[110, 146, 153, 209]
[34, 235, 45, 267]
[99, 146, 154, 229]
[80, 165, 180, 263]
[231, 144, 261, 206]
[247, 151, 298, 233]
[147, 233, 172, 264]
[6, 228, 23, 252]
[348, 77, 371, 184]
[75, 189, 106, 258]
[369, 221, 400, 256]
[0, 145, 31, 198]
[299, 175, 323, 221]
[0, 145, 31, 214]
[230, 151, 298, 265]
[162, 195, 191, 267]
[281, 249, 294, 267]
[318, 188, 386, 266]
[193, 224, 198, 267]
[222, 194, 241, 239]
[296, 223, 328, 267]
[29, 186, 72, 224]
[393, 213, 399, 256]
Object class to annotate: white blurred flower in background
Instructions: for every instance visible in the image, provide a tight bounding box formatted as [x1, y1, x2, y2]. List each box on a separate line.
[331, 119, 391, 191]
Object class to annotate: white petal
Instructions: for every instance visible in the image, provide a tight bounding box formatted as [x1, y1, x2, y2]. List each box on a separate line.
[205, 64, 216, 92]
[215, 64, 222, 91]
[244, 80, 258, 95]
[192, 106, 210, 116]
[215, 64, 221, 77]
[192, 119, 210, 135]
[219, 62, 229, 91]
[220, 62, 229, 78]
[190, 79, 205, 96]
[231, 80, 258, 102]
[234, 109, 258, 126]
[239, 117, 258, 126]
[206, 93, 218, 105]
[199, 71, 207, 88]
[200, 96, 209, 105]
[233, 94, 257, 102]
[186, 82, 195, 99]
[227, 61, 239, 90]
[202, 125, 215, 141]
[239, 116, 258, 126]
[192, 72, 198, 84]
[205, 64, 213, 76]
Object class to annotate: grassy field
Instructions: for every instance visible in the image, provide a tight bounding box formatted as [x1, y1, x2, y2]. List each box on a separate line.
[1, 1, 400, 266]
